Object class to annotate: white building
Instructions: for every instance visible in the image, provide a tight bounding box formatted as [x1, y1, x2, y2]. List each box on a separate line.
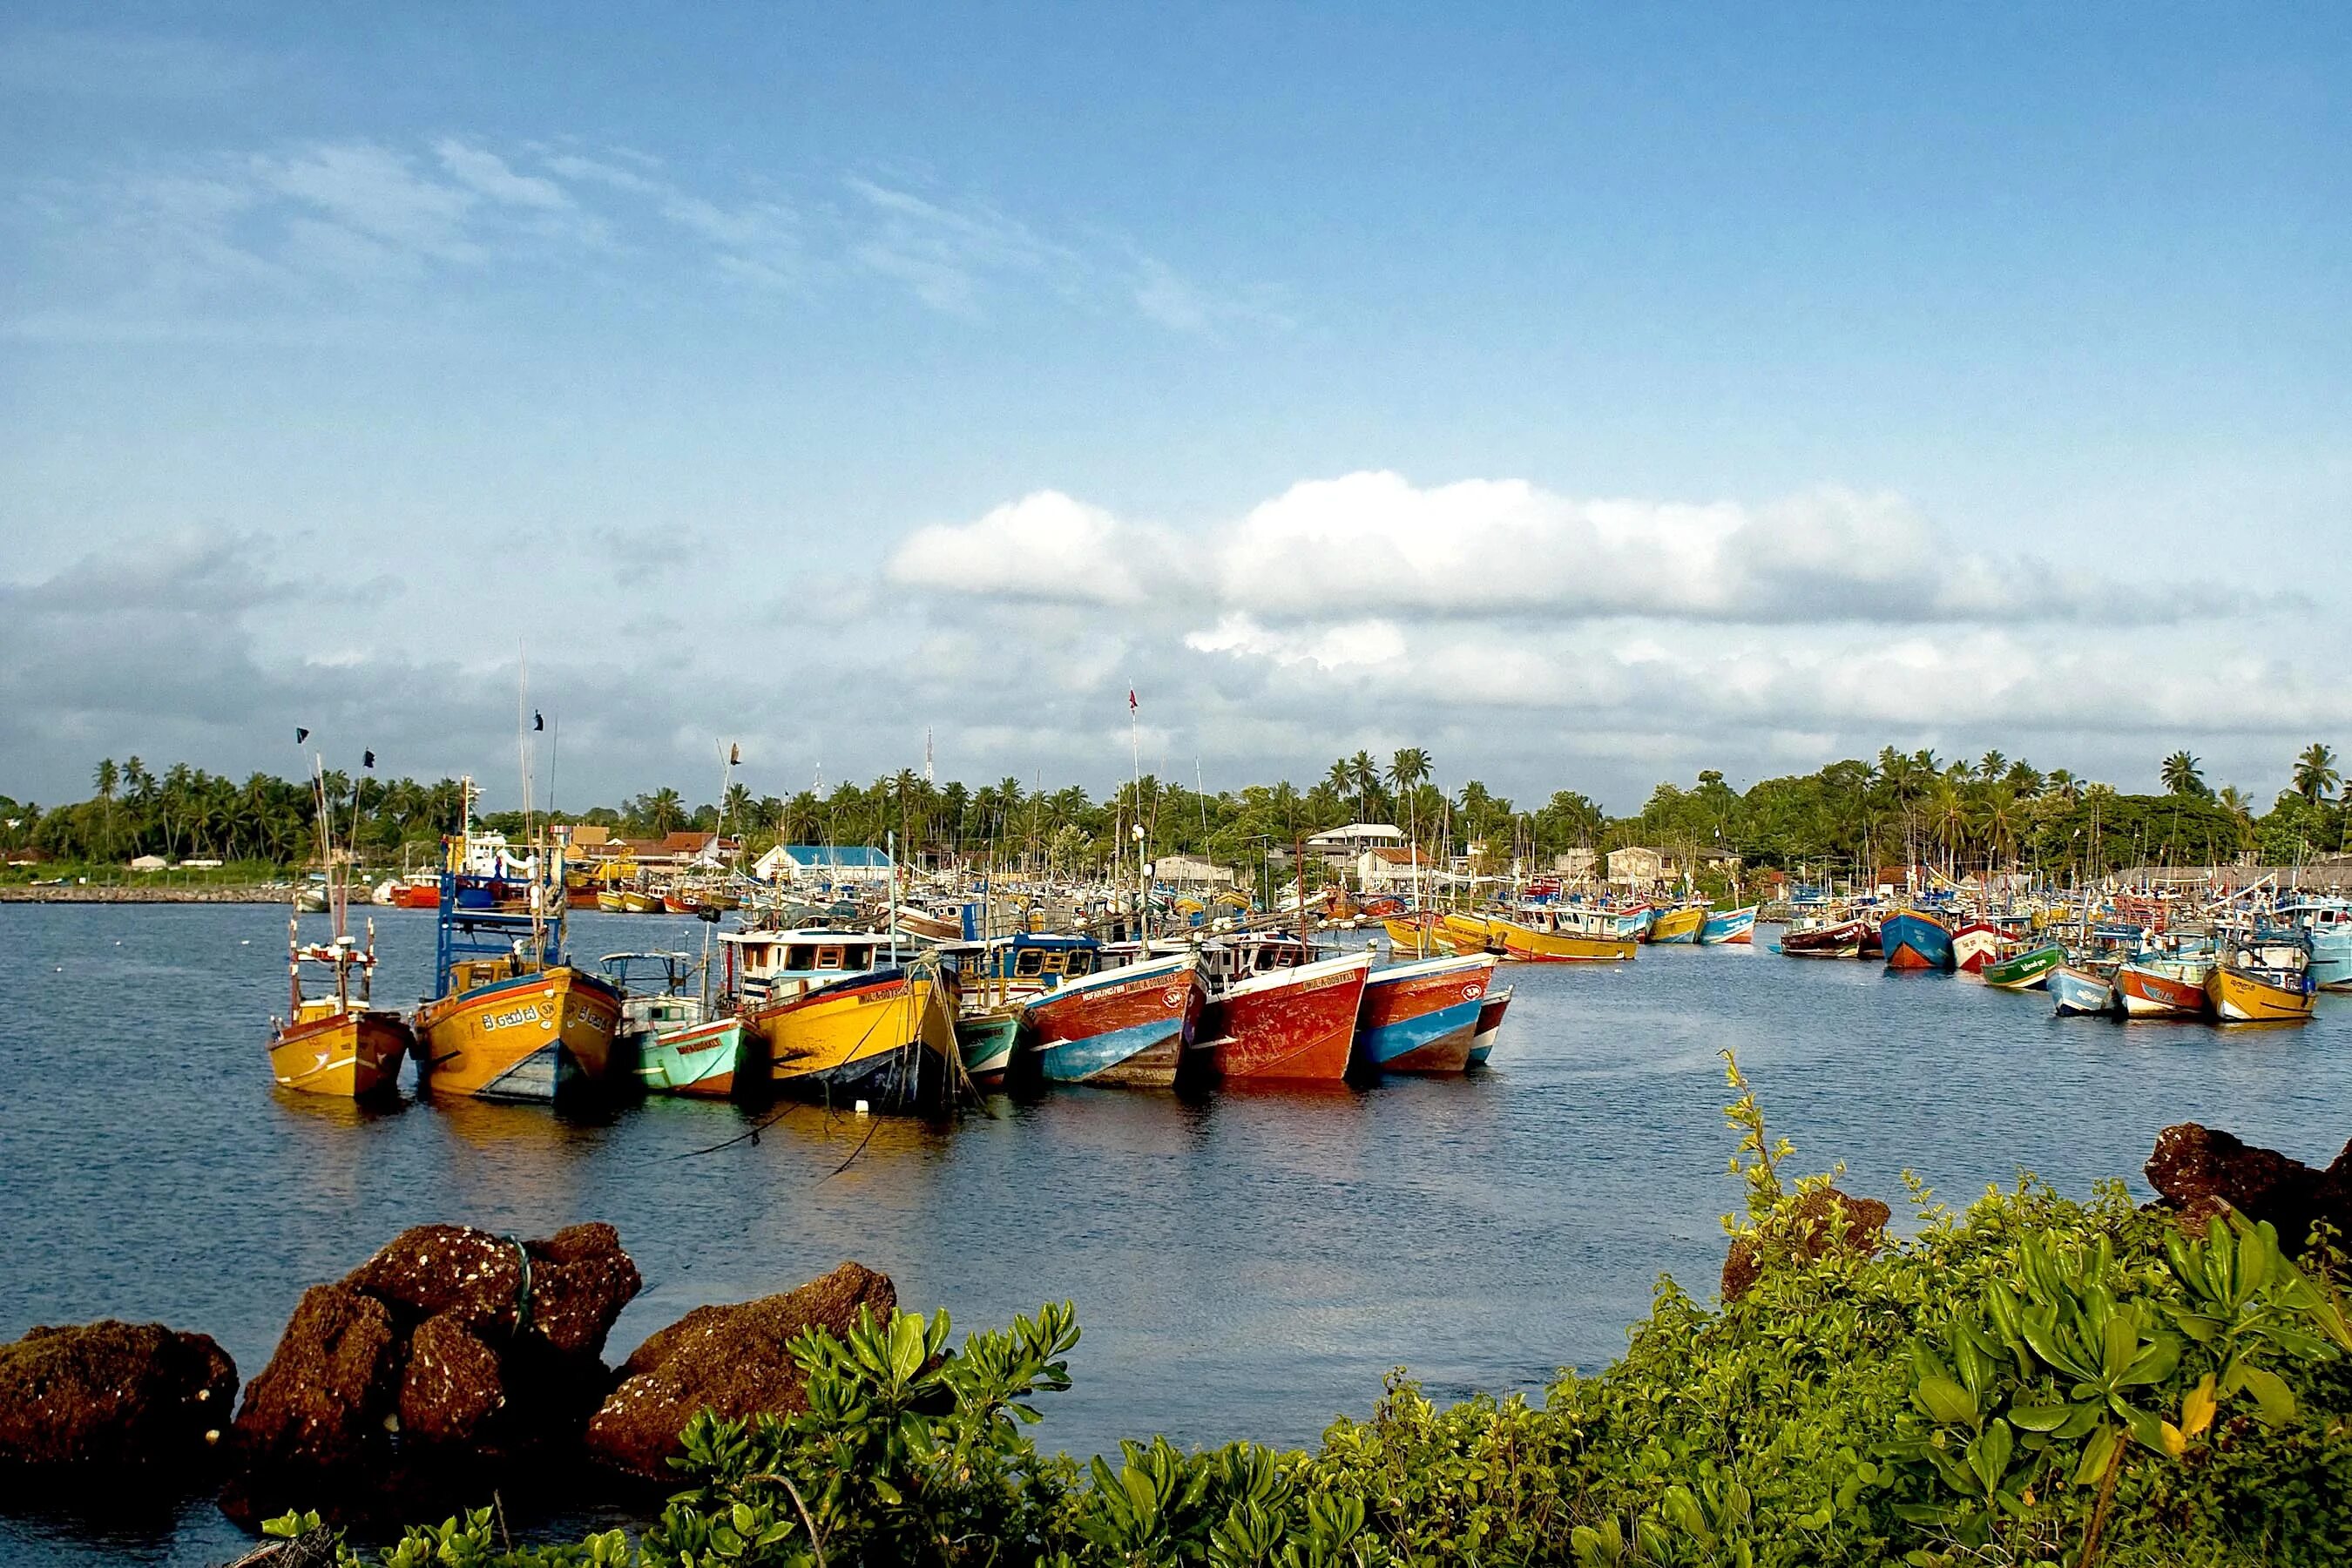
[752, 844, 895, 887]
[1151, 853, 1236, 887]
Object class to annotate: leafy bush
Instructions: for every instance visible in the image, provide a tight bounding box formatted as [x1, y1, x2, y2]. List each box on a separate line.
[276, 1057, 2352, 1567]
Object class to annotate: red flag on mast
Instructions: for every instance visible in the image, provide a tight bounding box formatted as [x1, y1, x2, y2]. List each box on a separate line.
[1128, 688, 1138, 712]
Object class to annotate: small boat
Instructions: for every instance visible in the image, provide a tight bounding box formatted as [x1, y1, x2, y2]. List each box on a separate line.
[2207, 936, 2315, 1023]
[637, 1016, 760, 1096]
[1489, 912, 1637, 963]
[1442, 912, 1505, 954]
[1778, 917, 1867, 958]
[760, 964, 956, 1112]
[2115, 957, 2213, 1019]
[2274, 899, 2352, 990]
[1979, 943, 2064, 991]
[1697, 906, 1758, 945]
[596, 888, 628, 914]
[1018, 950, 1203, 1087]
[954, 1009, 1021, 1088]
[1950, 920, 2008, 974]
[1880, 909, 1956, 971]
[1382, 914, 1451, 956]
[2050, 963, 2118, 1017]
[619, 889, 664, 915]
[1197, 948, 1375, 1082]
[270, 906, 411, 1098]
[1466, 985, 1512, 1065]
[1647, 905, 1707, 944]
[1355, 952, 1495, 1073]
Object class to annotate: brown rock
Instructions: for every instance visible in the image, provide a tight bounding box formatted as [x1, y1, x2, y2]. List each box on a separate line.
[342, 1222, 642, 1355]
[230, 1284, 401, 1470]
[2145, 1124, 2349, 1253]
[586, 1262, 896, 1478]
[0, 1320, 236, 1466]
[395, 1312, 506, 1446]
[1721, 1186, 1891, 1302]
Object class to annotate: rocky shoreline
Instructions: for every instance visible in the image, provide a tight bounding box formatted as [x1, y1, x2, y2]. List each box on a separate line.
[3, 1119, 2349, 1551]
[0, 884, 299, 904]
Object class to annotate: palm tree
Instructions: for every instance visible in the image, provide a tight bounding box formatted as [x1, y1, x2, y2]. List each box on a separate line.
[1388, 747, 1431, 796]
[1347, 750, 1381, 820]
[2293, 743, 2340, 803]
[645, 787, 686, 835]
[1976, 750, 2008, 783]
[2159, 751, 2208, 798]
[2041, 768, 2080, 803]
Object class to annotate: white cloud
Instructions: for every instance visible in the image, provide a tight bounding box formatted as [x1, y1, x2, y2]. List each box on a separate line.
[435, 139, 571, 210]
[886, 491, 1160, 605]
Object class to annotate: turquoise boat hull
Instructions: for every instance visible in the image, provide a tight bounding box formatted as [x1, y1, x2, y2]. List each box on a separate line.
[956, 1012, 1019, 1087]
[636, 1017, 758, 1098]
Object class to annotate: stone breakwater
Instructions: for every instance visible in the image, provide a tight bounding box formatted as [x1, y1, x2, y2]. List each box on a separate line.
[0, 884, 299, 904]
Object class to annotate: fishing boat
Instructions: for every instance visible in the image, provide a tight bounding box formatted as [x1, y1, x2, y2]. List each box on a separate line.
[412, 860, 625, 1101]
[2207, 936, 2316, 1023]
[1778, 917, 1868, 958]
[1382, 913, 1451, 957]
[2274, 899, 2352, 990]
[1442, 911, 1504, 954]
[954, 1009, 1022, 1088]
[1017, 950, 1203, 1087]
[271, 756, 414, 1097]
[1489, 910, 1637, 963]
[2115, 957, 2213, 1019]
[1355, 952, 1495, 1073]
[1697, 905, 1758, 945]
[2050, 963, 2118, 1016]
[760, 963, 957, 1112]
[1979, 942, 2064, 991]
[636, 1016, 760, 1096]
[1950, 920, 2007, 975]
[1647, 904, 1707, 944]
[1880, 909, 1955, 971]
[1466, 985, 1512, 1065]
[1196, 948, 1375, 1082]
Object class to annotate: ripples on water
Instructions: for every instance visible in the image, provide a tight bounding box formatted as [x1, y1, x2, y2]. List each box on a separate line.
[3, 904, 2347, 1564]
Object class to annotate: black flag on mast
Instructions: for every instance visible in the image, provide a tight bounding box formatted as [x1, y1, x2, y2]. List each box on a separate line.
[362, 750, 375, 770]
[729, 743, 741, 766]
[294, 727, 310, 744]
[532, 710, 544, 732]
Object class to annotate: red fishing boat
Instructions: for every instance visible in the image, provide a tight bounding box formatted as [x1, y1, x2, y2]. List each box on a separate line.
[2116, 960, 2213, 1018]
[1197, 949, 1375, 1083]
[1355, 952, 1494, 1073]
[1780, 918, 1868, 958]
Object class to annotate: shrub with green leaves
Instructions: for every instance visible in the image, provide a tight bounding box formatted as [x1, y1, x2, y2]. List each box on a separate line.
[272, 1056, 2352, 1567]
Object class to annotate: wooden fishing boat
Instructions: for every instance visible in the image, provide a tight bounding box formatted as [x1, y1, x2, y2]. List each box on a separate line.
[596, 889, 628, 914]
[1856, 915, 1884, 959]
[1490, 914, 1636, 963]
[2207, 936, 2315, 1023]
[1019, 951, 1203, 1087]
[2050, 963, 2118, 1016]
[635, 1017, 760, 1096]
[1950, 920, 2006, 975]
[1382, 914, 1451, 956]
[1355, 953, 1494, 1073]
[1467, 985, 1512, 1065]
[1880, 909, 1955, 971]
[1979, 943, 2064, 991]
[1197, 949, 1375, 1082]
[618, 889, 664, 915]
[272, 768, 412, 1098]
[2274, 899, 2352, 990]
[760, 965, 956, 1112]
[1442, 912, 1504, 953]
[2115, 959, 2213, 1019]
[954, 1009, 1021, 1088]
[1697, 906, 1759, 945]
[1647, 905, 1707, 944]
[1779, 918, 1867, 958]
[414, 818, 625, 1102]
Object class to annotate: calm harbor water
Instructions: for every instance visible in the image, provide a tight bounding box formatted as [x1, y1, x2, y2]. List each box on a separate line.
[3, 902, 2349, 1565]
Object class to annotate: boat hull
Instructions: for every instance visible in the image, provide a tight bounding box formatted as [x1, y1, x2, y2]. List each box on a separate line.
[2116, 963, 2212, 1018]
[1020, 954, 1202, 1088]
[755, 969, 956, 1113]
[1467, 986, 1512, 1065]
[415, 968, 623, 1101]
[270, 1010, 410, 1098]
[1780, 919, 1868, 958]
[1951, 921, 2005, 974]
[1356, 955, 1493, 1073]
[1491, 919, 1636, 963]
[2050, 965, 2117, 1017]
[1980, 943, 2064, 991]
[2207, 966, 2315, 1023]
[955, 1010, 1020, 1087]
[1697, 906, 1758, 945]
[636, 1017, 759, 1098]
[1880, 911, 1955, 971]
[1647, 907, 1706, 944]
[1202, 951, 1373, 1082]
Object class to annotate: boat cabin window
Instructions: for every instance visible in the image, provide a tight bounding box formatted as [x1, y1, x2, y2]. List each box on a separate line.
[785, 944, 817, 970]
[1013, 948, 1045, 978]
[814, 945, 844, 970]
[1066, 950, 1097, 977]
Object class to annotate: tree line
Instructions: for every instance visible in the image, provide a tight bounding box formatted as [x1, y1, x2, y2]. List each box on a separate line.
[2, 742, 2342, 880]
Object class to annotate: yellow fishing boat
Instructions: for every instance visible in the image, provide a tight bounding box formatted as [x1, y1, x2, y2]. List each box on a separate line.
[267, 760, 411, 1098]
[1383, 916, 1453, 956]
[753, 963, 957, 1112]
[596, 889, 628, 913]
[2207, 953, 2316, 1023]
[1443, 912, 1503, 952]
[1490, 916, 1638, 963]
[1647, 905, 1707, 943]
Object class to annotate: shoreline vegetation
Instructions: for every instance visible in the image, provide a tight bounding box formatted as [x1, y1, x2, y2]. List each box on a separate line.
[10, 1063, 2349, 1568]
[4, 742, 2346, 899]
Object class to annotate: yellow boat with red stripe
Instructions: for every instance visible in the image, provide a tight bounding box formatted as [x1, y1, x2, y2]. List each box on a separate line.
[752, 964, 957, 1113]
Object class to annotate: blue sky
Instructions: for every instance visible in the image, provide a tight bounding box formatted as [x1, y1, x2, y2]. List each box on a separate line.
[4, 6, 2349, 812]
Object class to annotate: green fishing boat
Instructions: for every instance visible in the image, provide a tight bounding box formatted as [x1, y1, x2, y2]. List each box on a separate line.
[1981, 943, 2065, 991]
[635, 1016, 760, 1098]
[956, 1010, 1020, 1090]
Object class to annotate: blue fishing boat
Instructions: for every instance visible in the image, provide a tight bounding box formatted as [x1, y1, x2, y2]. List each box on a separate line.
[1698, 905, 1759, 945]
[2050, 963, 2118, 1017]
[1880, 909, 1955, 971]
[2274, 898, 2352, 990]
[1355, 952, 1495, 1072]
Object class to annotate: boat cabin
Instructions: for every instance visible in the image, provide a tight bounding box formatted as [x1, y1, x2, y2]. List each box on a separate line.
[720, 928, 896, 1009]
[1195, 932, 1321, 990]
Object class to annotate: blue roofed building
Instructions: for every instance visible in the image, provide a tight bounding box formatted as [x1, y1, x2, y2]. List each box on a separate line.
[752, 843, 895, 887]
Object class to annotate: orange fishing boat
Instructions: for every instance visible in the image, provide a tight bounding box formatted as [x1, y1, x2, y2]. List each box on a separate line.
[270, 757, 412, 1098]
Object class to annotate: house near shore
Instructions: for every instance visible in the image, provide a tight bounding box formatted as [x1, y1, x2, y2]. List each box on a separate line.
[1150, 852, 1236, 887]
[754, 843, 895, 887]
[1355, 845, 1433, 893]
[128, 854, 168, 872]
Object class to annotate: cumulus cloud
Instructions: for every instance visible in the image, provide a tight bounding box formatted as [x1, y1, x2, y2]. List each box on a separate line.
[887, 491, 1165, 605]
